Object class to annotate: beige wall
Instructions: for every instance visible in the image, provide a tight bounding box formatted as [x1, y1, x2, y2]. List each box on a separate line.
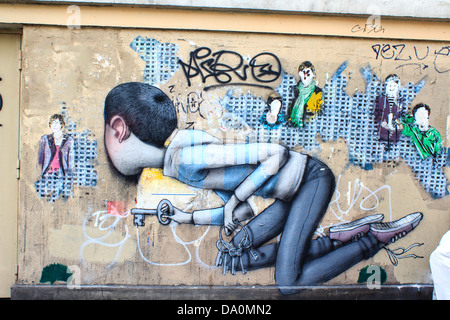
[15, 22, 449, 289]
[0, 32, 21, 297]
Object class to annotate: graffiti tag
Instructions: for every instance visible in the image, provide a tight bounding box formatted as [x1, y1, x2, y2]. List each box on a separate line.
[178, 47, 282, 87]
[351, 23, 385, 34]
[434, 46, 450, 73]
[371, 43, 450, 73]
[172, 90, 206, 119]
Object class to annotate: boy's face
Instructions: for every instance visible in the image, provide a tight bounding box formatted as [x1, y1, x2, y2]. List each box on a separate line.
[414, 107, 430, 132]
[104, 119, 164, 176]
[50, 119, 63, 133]
[385, 79, 400, 98]
[269, 99, 281, 115]
[299, 68, 315, 87]
[104, 123, 140, 176]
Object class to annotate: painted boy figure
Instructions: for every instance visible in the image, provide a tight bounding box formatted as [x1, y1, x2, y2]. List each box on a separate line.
[104, 82, 422, 295]
[260, 92, 285, 130]
[374, 74, 405, 150]
[400, 103, 442, 160]
[38, 114, 74, 178]
[287, 61, 323, 128]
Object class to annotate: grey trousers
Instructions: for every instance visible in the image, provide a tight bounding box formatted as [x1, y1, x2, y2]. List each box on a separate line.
[231, 156, 383, 295]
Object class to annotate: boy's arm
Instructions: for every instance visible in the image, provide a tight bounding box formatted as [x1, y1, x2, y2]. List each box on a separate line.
[426, 128, 442, 156]
[373, 96, 383, 123]
[180, 142, 289, 201]
[191, 201, 253, 225]
[66, 137, 75, 175]
[400, 115, 415, 136]
[179, 142, 288, 232]
[38, 135, 46, 168]
[169, 201, 253, 225]
[434, 129, 442, 154]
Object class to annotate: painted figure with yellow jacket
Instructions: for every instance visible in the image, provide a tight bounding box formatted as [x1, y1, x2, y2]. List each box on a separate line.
[287, 61, 323, 128]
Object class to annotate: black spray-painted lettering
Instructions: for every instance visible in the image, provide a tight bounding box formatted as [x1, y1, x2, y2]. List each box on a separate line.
[178, 47, 282, 87]
[434, 46, 450, 74]
[371, 44, 411, 61]
[249, 52, 282, 83]
[371, 44, 449, 73]
[352, 23, 385, 34]
[172, 90, 207, 119]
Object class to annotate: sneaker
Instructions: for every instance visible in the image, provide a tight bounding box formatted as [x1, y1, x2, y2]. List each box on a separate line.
[369, 212, 423, 245]
[330, 214, 384, 243]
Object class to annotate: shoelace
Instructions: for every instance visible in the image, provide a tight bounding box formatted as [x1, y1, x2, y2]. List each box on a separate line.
[383, 242, 424, 266]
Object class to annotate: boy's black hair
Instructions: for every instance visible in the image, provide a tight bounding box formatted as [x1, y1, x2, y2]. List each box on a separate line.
[385, 74, 400, 83]
[49, 114, 65, 127]
[412, 103, 431, 117]
[267, 91, 281, 105]
[264, 91, 282, 114]
[104, 82, 177, 148]
[298, 61, 315, 74]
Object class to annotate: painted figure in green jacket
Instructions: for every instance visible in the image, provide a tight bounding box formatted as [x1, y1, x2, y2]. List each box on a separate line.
[400, 103, 442, 160]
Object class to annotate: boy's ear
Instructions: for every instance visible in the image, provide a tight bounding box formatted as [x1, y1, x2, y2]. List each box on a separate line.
[109, 115, 131, 143]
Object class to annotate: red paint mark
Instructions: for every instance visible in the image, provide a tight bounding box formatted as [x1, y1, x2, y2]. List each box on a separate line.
[107, 201, 127, 217]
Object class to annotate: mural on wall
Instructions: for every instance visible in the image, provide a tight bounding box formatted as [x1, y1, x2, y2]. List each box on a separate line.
[105, 36, 450, 293]
[24, 34, 445, 291]
[34, 103, 98, 202]
[103, 80, 427, 294]
[39, 263, 72, 285]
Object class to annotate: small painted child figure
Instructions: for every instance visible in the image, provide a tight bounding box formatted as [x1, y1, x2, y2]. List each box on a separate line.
[400, 103, 442, 160]
[260, 92, 286, 130]
[374, 74, 405, 151]
[38, 114, 74, 178]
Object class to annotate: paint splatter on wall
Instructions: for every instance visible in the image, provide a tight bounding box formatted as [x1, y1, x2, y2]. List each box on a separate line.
[39, 263, 72, 285]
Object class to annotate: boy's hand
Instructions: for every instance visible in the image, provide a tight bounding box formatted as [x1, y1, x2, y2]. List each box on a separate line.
[170, 207, 194, 224]
[224, 195, 240, 235]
